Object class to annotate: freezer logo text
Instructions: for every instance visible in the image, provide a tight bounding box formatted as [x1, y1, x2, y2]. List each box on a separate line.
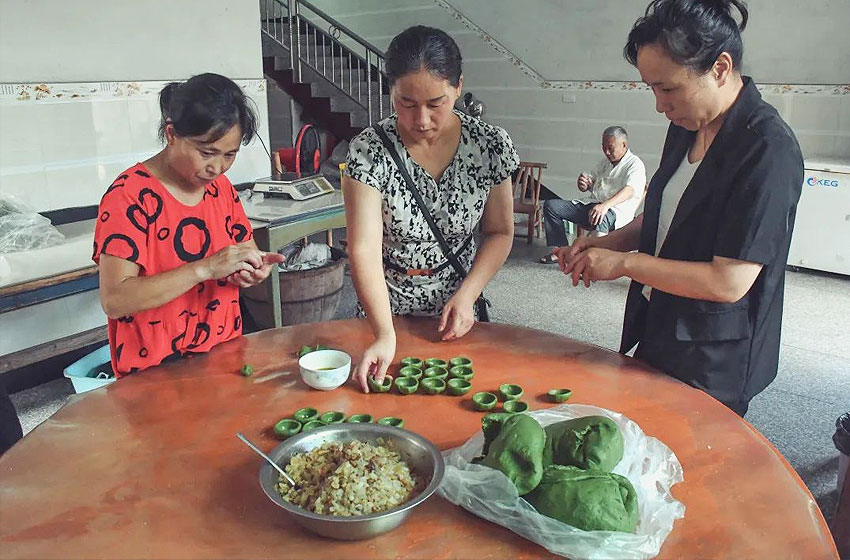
[806, 176, 839, 187]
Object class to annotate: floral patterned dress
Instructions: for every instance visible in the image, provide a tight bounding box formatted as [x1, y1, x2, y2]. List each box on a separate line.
[345, 110, 519, 316]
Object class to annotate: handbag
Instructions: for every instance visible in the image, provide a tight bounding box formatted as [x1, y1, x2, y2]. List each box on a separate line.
[373, 125, 491, 322]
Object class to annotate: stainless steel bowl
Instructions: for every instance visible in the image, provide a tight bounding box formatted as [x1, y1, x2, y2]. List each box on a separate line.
[258, 422, 445, 540]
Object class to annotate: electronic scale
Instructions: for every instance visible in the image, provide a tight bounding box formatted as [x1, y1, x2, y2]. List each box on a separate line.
[251, 172, 334, 201]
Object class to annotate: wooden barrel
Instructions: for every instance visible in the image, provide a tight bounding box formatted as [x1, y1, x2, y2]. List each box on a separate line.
[242, 247, 346, 328]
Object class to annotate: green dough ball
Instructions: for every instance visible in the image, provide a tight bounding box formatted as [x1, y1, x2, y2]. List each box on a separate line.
[525, 465, 639, 533]
[240, 364, 254, 376]
[480, 414, 545, 495]
[543, 415, 624, 472]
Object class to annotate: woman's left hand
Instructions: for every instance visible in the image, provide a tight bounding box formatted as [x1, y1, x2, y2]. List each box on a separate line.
[563, 247, 626, 287]
[227, 252, 285, 288]
[438, 293, 477, 341]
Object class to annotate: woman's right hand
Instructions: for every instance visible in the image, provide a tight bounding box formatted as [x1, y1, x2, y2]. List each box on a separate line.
[352, 334, 396, 393]
[555, 236, 594, 272]
[200, 244, 264, 281]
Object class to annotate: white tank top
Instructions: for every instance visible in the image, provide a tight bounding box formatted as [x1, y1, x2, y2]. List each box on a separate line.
[643, 153, 700, 300]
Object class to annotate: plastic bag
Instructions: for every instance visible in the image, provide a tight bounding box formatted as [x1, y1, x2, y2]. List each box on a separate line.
[438, 404, 685, 560]
[279, 242, 331, 272]
[0, 193, 65, 254]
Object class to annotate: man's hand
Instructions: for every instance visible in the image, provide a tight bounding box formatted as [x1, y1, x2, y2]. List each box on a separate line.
[588, 203, 609, 226]
[577, 173, 593, 192]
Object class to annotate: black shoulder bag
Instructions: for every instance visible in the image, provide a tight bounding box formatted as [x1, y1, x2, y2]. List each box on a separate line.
[373, 125, 491, 322]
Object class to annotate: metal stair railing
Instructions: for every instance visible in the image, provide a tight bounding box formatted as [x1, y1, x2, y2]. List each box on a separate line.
[260, 0, 388, 127]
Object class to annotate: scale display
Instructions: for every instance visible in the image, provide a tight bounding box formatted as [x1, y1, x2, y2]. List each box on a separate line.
[252, 173, 334, 201]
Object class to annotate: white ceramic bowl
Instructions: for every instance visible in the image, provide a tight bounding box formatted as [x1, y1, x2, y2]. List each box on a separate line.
[298, 349, 351, 390]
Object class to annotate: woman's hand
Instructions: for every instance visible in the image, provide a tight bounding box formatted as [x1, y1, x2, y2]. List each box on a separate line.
[438, 292, 476, 341]
[226, 252, 285, 288]
[563, 247, 627, 287]
[201, 244, 265, 281]
[555, 236, 594, 272]
[352, 334, 396, 393]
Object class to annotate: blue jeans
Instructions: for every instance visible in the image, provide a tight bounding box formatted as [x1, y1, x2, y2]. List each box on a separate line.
[543, 199, 616, 247]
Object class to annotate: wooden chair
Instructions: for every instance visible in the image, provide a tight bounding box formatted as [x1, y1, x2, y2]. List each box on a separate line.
[512, 162, 548, 244]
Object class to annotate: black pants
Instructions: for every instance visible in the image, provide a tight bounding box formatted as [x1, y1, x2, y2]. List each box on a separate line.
[0, 380, 23, 455]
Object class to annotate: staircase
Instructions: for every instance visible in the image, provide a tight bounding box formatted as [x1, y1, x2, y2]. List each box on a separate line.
[260, 0, 391, 140]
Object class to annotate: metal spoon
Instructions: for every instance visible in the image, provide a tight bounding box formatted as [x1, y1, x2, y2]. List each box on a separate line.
[235, 432, 297, 488]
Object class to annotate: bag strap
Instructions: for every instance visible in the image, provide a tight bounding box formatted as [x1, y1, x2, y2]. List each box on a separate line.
[373, 124, 471, 281]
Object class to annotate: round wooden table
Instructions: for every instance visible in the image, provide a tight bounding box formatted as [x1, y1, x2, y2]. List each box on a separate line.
[0, 318, 838, 559]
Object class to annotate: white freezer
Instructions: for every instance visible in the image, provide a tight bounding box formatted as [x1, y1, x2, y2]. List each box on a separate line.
[787, 157, 850, 276]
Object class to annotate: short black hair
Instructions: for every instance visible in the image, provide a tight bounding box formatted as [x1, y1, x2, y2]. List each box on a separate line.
[624, 0, 748, 75]
[385, 26, 462, 87]
[157, 73, 258, 145]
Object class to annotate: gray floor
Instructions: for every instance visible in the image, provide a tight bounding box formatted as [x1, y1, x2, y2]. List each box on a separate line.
[11, 237, 849, 525]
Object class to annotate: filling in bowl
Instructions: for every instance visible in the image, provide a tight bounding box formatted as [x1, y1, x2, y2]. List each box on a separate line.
[276, 439, 425, 516]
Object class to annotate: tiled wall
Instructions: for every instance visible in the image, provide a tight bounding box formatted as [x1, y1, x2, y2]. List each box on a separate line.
[307, 0, 849, 199]
[0, 81, 272, 213]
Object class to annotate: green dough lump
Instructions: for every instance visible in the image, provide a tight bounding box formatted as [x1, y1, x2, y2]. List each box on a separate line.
[543, 415, 624, 472]
[525, 465, 638, 533]
[480, 414, 545, 495]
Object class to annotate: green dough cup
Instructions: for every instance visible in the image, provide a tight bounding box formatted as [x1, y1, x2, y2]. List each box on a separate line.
[346, 413, 374, 423]
[273, 418, 301, 439]
[424, 358, 447, 368]
[400, 357, 423, 368]
[447, 378, 472, 396]
[423, 366, 448, 380]
[293, 407, 319, 423]
[449, 356, 473, 368]
[395, 376, 419, 395]
[547, 388, 573, 402]
[301, 419, 326, 431]
[449, 365, 474, 380]
[503, 400, 529, 414]
[499, 383, 524, 401]
[472, 391, 498, 411]
[377, 416, 405, 428]
[367, 374, 393, 393]
[398, 366, 423, 380]
[420, 377, 447, 395]
[318, 411, 345, 424]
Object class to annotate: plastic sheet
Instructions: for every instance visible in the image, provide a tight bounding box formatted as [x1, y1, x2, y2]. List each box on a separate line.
[438, 404, 685, 560]
[0, 194, 65, 254]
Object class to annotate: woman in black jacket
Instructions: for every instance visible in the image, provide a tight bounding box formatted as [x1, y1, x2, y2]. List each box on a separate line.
[561, 0, 803, 416]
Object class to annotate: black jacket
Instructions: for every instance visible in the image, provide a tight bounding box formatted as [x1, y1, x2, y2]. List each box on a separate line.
[620, 77, 803, 406]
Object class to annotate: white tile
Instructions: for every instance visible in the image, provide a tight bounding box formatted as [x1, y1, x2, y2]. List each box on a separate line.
[36, 102, 97, 163]
[91, 99, 133, 157]
[43, 164, 103, 210]
[785, 95, 844, 134]
[127, 98, 162, 154]
[798, 133, 841, 160]
[0, 168, 48, 209]
[0, 104, 44, 168]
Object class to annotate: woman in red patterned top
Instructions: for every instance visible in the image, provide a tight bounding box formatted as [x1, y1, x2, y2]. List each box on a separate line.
[93, 73, 283, 376]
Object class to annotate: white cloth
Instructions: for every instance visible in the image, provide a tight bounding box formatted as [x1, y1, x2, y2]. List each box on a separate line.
[643, 153, 700, 300]
[578, 150, 647, 229]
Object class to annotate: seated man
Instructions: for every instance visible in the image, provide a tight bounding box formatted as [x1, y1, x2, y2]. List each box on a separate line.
[539, 126, 646, 263]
